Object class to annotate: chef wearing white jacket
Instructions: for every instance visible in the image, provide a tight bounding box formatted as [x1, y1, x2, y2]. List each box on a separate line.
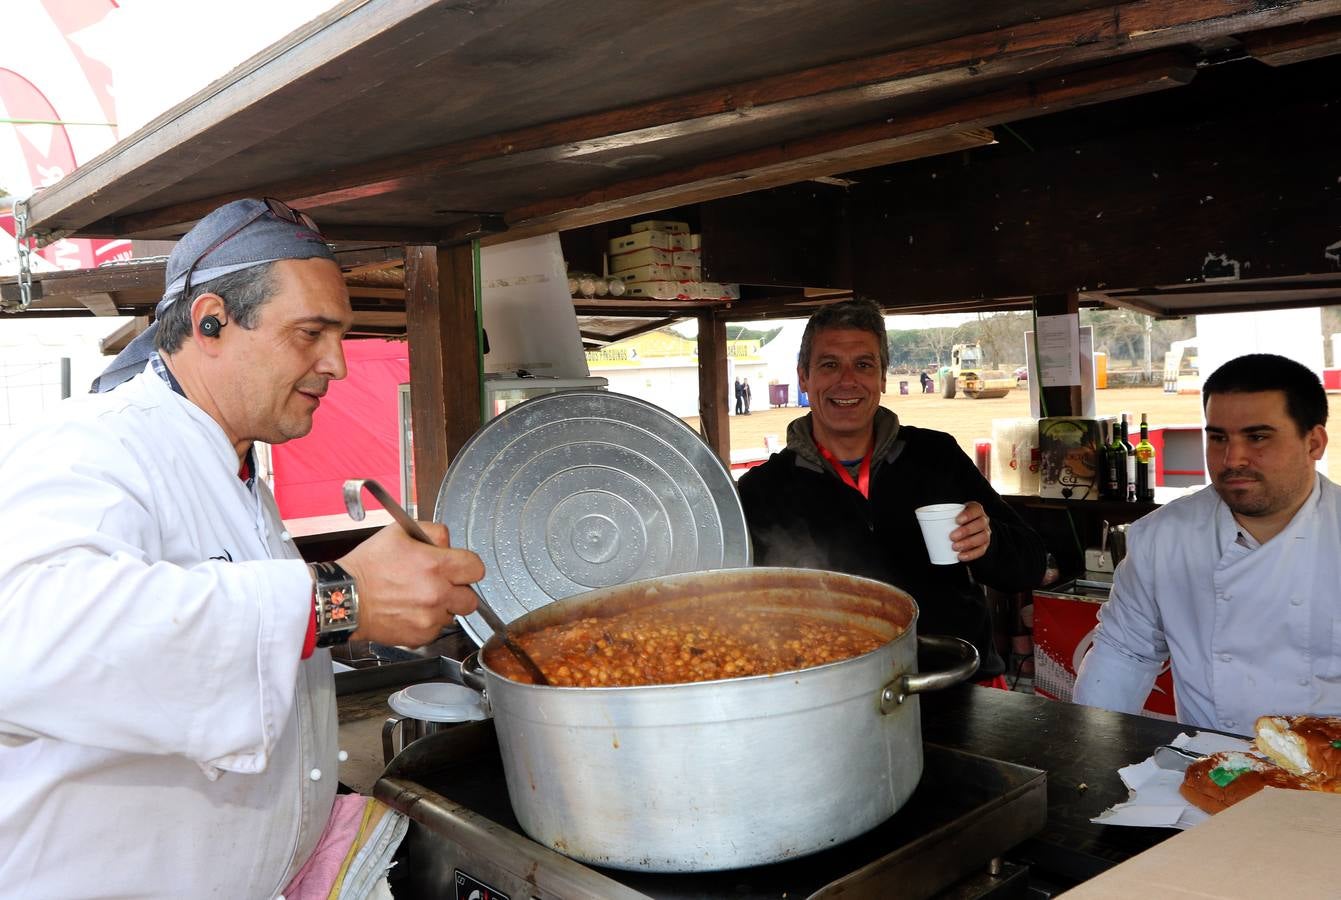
[0, 199, 484, 898]
[1075, 353, 1341, 732]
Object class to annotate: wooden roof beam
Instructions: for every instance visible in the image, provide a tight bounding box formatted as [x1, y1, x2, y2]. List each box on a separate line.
[20, 0, 544, 237]
[1240, 16, 1341, 66]
[491, 52, 1195, 243]
[487, 128, 997, 245]
[51, 0, 1341, 240]
[78, 293, 119, 316]
[578, 316, 679, 346]
[1096, 293, 1172, 317]
[100, 316, 150, 354]
[1104, 275, 1341, 297]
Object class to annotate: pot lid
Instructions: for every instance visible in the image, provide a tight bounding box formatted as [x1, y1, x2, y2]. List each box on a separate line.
[435, 390, 751, 645]
[388, 682, 487, 723]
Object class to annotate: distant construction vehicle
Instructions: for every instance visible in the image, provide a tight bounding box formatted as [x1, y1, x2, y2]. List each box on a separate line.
[941, 342, 1018, 399]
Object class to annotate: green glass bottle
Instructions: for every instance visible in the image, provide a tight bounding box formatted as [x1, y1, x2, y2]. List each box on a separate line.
[1120, 413, 1137, 502]
[1134, 413, 1156, 502]
[1108, 416, 1128, 502]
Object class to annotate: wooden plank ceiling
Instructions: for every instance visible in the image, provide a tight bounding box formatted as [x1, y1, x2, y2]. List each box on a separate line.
[11, 0, 1341, 322]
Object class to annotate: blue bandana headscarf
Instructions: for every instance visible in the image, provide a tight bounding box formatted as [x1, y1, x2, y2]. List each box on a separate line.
[91, 199, 335, 392]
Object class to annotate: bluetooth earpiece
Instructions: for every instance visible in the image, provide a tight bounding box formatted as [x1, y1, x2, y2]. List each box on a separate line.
[199, 315, 224, 338]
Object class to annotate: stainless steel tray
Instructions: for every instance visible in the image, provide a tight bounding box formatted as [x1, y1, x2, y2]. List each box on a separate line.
[376, 723, 1047, 899]
[434, 390, 751, 644]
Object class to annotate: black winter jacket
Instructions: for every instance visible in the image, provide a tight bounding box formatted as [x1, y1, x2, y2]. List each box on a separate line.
[737, 414, 1047, 679]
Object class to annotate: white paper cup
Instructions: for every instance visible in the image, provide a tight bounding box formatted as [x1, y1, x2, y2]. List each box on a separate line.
[915, 503, 966, 565]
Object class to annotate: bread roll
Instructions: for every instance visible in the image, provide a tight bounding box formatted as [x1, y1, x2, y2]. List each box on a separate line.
[1255, 715, 1341, 779]
[1177, 751, 1307, 815]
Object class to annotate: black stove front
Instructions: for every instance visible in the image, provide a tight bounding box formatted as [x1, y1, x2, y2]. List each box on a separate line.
[375, 720, 1044, 900]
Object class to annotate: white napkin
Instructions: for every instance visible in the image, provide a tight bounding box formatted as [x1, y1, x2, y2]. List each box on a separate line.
[1091, 730, 1254, 830]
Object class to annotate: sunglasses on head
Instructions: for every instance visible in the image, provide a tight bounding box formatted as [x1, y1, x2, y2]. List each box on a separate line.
[178, 198, 323, 301]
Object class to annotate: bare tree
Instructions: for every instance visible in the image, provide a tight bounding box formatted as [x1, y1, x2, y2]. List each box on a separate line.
[921, 326, 958, 367]
[975, 312, 1030, 368]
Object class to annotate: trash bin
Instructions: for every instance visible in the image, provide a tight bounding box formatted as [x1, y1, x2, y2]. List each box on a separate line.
[798, 390, 809, 408]
[768, 383, 790, 407]
[898, 380, 909, 395]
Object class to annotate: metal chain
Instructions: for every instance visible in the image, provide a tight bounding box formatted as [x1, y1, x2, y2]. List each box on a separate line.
[9, 198, 34, 312]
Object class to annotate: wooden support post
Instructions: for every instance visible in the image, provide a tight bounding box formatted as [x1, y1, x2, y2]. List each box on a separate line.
[1033, 291, 1083, 418]
[697, 312, 730, 467]
[404, 243, 481, 518]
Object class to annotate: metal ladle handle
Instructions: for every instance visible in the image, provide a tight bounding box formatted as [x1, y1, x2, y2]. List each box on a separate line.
[342, 478, 549, 685]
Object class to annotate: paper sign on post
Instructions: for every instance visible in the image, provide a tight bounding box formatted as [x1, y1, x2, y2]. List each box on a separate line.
[1026, 322, 1095, 418]
[1037, 313, 1081, 386]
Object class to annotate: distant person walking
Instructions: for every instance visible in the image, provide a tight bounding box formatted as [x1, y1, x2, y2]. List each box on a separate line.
[734, 377, 744, 415]
[742, 378, 752, 415]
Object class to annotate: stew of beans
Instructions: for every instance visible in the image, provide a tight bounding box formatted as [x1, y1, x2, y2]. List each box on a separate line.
[485, 599, 895, 687]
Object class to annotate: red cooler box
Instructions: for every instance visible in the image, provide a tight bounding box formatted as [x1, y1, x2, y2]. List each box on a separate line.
[1032, 579, 1175, 720]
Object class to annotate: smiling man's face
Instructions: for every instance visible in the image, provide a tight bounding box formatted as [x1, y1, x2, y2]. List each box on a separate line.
[798, 327, 886, 455]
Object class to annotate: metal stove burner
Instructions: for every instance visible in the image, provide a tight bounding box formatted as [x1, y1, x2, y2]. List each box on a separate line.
[375, 721, 1045, 900]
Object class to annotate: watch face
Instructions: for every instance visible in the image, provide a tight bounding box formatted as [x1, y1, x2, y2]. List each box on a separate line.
[325, 586, 353, 627]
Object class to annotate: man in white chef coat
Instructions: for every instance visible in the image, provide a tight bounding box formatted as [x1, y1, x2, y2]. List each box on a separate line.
[0, 199, 484, 897]
[1075, 353, 1341, 733]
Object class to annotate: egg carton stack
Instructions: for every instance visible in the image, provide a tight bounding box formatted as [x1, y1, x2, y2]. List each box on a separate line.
[607, 220, 740, 301]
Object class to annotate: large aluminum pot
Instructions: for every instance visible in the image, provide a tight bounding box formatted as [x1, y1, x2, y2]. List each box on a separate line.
[469, 567, 979, 873]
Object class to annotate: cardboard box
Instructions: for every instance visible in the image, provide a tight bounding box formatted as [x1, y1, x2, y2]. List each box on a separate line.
[607, 231, 677, 254]
[617, 281, 741, 300]
[687, 281, 740, 300]
[1038, 417, 1103, 500]
[672, 250, 699, 267]
[623, 281, 695, 300]
[615, 263, 694, 284]
[1065, 789, 1341, 898]
[630, 219, 689, 234]
[610, 247, 675, 271]
[688, 233, 701, 250]
[689, 265, 703, 281]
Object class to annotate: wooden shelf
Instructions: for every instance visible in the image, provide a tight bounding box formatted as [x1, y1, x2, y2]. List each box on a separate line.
[1002, 484, 1192, 517]
[572, 297, 729, 315]
[1004, 494, 1160, 515]
[572, 289, 852, 321]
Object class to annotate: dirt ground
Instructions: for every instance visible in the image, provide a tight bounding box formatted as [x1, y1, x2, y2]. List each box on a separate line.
[685, 384, 1341, 483]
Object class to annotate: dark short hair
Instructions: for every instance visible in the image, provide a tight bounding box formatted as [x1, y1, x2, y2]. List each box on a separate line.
[797, 298, 889, 373]
[1201, 353, 1327, 434]
[155, 263, 278, 353]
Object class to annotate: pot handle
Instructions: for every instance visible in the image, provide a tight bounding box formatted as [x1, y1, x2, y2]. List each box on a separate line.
[382, 716, 408, 765]
[879, 635, 980, 713]
[460, 651, 489, 699]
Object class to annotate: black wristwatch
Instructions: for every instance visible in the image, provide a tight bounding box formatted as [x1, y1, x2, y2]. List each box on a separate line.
[310, 560, 359, 647]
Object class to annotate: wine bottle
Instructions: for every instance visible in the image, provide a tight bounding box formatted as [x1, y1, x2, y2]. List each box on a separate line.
[1120, 414, 1137, 502]
[1107, 416, 1128, 502]
[1098, 419, 1115, 500]
[1134, 413, 1156, 502]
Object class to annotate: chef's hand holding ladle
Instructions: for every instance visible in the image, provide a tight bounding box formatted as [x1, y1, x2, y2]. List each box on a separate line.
[341, 479, 550, 685]
[330, 481, 483, 648]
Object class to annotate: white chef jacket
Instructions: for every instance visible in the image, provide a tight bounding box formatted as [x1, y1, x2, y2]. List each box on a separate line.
[0, 370, 337, 898]
[1074, 474, 1341, 734]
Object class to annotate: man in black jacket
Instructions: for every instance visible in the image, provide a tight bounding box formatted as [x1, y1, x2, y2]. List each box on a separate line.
[737, 299, 1047, 681]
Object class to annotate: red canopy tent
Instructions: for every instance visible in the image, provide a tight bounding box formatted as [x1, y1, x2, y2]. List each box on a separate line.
[270, 339, 409, 518]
